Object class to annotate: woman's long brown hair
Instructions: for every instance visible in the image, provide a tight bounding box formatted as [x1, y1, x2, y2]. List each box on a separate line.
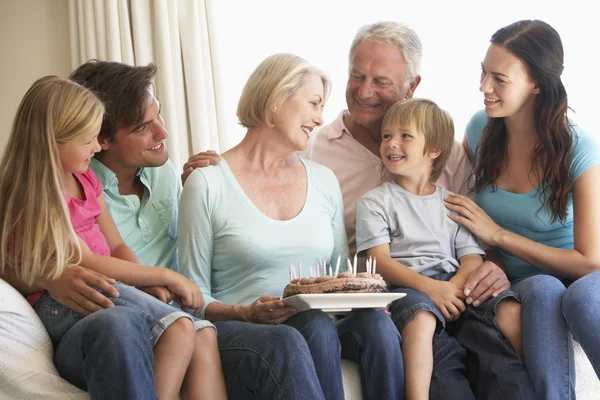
[472, 20, 573, 224]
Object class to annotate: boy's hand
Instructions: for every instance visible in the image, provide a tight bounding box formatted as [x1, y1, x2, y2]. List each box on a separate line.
[425, 280, 466, 321]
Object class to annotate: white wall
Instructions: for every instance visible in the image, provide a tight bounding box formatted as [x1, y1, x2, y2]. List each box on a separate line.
[208, 0, 600, 148]
[0, 0, 71, 155]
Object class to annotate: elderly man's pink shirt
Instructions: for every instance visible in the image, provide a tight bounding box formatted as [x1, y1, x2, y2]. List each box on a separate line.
[305, 110, 471, 255]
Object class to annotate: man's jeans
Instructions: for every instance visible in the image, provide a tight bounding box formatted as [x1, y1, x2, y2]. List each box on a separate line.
[286, 308, 403, 400]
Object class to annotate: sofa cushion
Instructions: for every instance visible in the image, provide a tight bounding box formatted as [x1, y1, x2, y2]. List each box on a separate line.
[0, 278, 87, 399]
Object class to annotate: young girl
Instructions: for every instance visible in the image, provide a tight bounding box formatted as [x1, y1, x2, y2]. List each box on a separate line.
[445, 20, 600, 399]
[0, 76, 227, 400]
[356, 99, 523, 400]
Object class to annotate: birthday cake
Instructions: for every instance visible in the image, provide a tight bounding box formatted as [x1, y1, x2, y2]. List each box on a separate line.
[283, 272, 388, 297]
[283, 256, 388, 298]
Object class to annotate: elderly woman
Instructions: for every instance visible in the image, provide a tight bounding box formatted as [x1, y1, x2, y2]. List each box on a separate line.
[178, 53, 403, 400]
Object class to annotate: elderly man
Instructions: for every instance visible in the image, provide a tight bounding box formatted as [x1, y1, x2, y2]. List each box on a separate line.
[189, 21, 536, 399]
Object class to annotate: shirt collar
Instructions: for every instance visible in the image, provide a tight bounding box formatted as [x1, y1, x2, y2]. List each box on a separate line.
[326, 110, 354, 140]
[90, 158, 117, 187]
[90, 158, 149, 190]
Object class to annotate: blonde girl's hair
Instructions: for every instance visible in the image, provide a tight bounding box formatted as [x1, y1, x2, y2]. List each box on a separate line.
[236, 53, 331, 129]
[0, 76, 105, 285]
[382, 98, 455, 182]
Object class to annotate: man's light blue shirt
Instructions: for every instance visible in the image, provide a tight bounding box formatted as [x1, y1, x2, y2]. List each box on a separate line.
[90, 158, 181, 271]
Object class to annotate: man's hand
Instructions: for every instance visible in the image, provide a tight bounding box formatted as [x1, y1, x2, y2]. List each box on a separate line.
[46, 266, 119, 315]
[139, 286, 175, 303]
[181, 150, 221, 184]
[463, 260, 510, 306]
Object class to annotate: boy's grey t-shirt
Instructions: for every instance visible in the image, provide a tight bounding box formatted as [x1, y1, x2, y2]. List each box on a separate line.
[356, 182, 485, 276]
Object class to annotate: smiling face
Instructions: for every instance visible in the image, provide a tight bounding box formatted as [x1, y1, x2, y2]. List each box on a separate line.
[59, 125, 102, 174]
[346, 40, 419, 135]
[480, 44, 540, 119]
[99, 93, 169, 170]
[273, 73, 325, 151]
[380, 120, 438, 181]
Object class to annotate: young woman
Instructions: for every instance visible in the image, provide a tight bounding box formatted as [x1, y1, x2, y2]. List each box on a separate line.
[445, 20, 600, 400]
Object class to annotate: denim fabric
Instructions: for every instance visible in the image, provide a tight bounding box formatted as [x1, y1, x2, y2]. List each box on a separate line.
[285, 309, 344, 400]
[336, 309, 404, 400]
[389, 273, 519, 333]
[457, 318, 536, 400]
[285, 309, 403, 400]
[513, 274, 577, 400]
[53, 307, 158, 400]
[215, 321, 325, 400]
[389, 272, 535, 400]
[563, 271, 600, 379]
[35, 282, 214, 348]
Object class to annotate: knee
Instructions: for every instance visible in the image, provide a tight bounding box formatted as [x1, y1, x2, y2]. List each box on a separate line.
[496, 298, 521, 319]
[405, 310, 437, 330]
[270, 325, 313, 354]
[195, 327, 218, 349]
[563, 272, 600, 317]
[164, 317, 196, 351]
[298, 309, 337, 336]
[495, 299, 521, 325]
[85, 307, 147, 343]
[517, 275, 565, 306]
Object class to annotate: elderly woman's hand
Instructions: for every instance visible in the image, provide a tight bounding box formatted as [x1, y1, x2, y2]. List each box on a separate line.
[244, 295, 297, 325]
[444, 193, 506, 246]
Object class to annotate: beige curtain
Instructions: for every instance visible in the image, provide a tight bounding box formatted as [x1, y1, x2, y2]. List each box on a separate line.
[68, 0, 221, 171]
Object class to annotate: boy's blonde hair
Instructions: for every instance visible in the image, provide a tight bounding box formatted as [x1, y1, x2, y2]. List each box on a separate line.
[0, 76, 105, 285]
[382, 98, 454, 182]
[236, 53, 331, 129]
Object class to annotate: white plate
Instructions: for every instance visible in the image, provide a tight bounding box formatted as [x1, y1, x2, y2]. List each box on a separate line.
[282, 292, 406, 313]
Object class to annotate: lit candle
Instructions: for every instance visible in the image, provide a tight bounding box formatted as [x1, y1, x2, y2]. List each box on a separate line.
[315, 261, 320, 277]
[322, 259, 326, 277]
[347, 257, 352, 275]
[289, 264, 294, 282]
[309, 266, 314, 278]
[353, 254, 357, 276]
[335, 255, 341, 276]
[373, 257, 377, 274]
[329, 266, 333, 276]
[298, 261, 302, 279]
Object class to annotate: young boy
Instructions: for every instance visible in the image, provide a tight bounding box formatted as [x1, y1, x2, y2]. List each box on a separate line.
[355, 99, 522, 400]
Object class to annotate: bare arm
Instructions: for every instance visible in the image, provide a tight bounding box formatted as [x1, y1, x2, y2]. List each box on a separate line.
[446, 165, 600, 280]
[204, 296, 296, 324]
[367, 244, 438, 293]
[449, 253, 483, 291]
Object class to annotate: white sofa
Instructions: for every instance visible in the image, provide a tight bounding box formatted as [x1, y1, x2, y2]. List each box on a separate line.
[1, 278, 598, 399]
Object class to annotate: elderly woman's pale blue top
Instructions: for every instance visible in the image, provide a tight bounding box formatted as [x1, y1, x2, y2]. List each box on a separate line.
[178, 157, 349, 318]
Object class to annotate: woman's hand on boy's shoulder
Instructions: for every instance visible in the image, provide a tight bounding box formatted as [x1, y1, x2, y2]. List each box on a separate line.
[46, 266, 118, 315]
[463, 261, 510, 307]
